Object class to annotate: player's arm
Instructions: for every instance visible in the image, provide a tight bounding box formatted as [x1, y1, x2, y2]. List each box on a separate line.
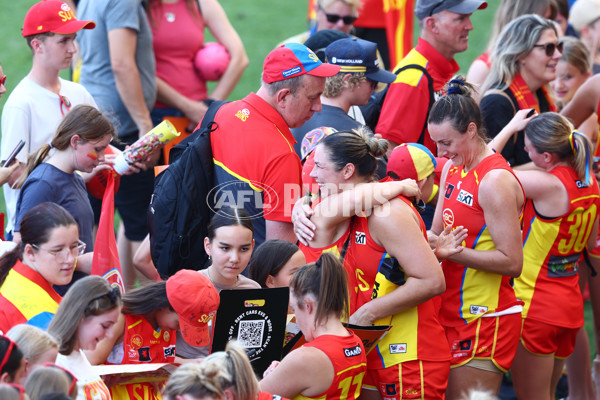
[446, 169, 524, 277]
[260, 347, 333, 398]
[349, 199, 445, 326]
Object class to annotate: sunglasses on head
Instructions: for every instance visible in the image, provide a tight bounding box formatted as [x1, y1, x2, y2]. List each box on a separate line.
[533, 41, 563, 57]
[5, 383, 26, 400]
[321, 8, 357, 25]
[45, 362, 78, 396]
[0, 75, 6, 86]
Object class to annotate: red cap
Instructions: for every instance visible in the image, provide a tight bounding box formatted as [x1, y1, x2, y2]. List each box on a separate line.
[166, 270, 220, 347]
[387, 143, 436, 181]
[22, 0, 95, 38]
[263, 43, 340, 84]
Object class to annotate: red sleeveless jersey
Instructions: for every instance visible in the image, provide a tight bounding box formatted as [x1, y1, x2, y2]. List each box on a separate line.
[516, 166, 599, 328]
[440, 153, 524, 326]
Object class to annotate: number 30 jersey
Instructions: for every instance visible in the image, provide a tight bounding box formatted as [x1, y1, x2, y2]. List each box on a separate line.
[516, 166, 600, 328]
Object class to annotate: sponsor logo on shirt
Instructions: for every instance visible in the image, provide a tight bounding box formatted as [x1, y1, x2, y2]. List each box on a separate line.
[380, 383, 397, 396]
[442, 208, 454, 227]
[389, 343, 407, 354]
[445, 183, 455, 199]
[576, 180, 589, 188]
[343, 345, 363, 357]
[235, 108, 250, 122]
[469, 305, 488, 315]
[456, 189, 474, 206]
[355, 231, 366, 245]
[163, 345, 176, 358]
[282, 66, 302, 78]
[138, 346, 152, 362]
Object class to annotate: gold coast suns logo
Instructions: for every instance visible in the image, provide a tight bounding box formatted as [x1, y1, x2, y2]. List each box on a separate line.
[131, 334, 143, 349]
[442, 208, 454, 228]
[58, 3, 76, 22]
[307, 52, 319, 63]
[235, 108, 250, 122]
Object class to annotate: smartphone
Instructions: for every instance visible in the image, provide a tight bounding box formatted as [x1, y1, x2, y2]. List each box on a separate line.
[526, 109, 536, 118]
[2, 140, 25, 167]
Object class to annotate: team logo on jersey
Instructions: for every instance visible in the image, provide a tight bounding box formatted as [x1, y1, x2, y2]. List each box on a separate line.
[355, 231, 366, 245]
[452, 339, 471, 352]
[235, 108, 250, 122]
[456, 189, 474, 206]
[470, 305, 488, 314]
[389, 343, 407, 354]
[381, 383, 397, 396]
[445, 183, 455, 199]
[131, 334, 143, 349]
[442, 208, 454, 227]
[343, 345, 362, 357]
[163, 345, 176, 358]
[163, 331, 170, 342]
[138, 347, 151, 362]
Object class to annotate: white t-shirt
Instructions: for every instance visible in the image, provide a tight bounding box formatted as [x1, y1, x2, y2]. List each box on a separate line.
[0, 77, 97, 235]
[56, 350, 111, 400]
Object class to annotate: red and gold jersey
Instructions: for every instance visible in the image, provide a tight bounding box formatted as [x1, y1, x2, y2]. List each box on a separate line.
[344, 197, 450, 368]
[293, 332, 366, 400]
[108, 315, 176, 400]
[440, 153, 524, 326]
[516, 166, 599, 328]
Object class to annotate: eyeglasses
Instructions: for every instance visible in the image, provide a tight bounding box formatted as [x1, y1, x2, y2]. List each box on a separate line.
[45, 362, 78, 396]
[0, 335, 18, 375]
[32, 239, 86, 260]
[533, 41, 563, 57]
[0, 75, 6, 86]
[320, 8, 357, 25]
[59, 94, 71, 117]
[5, 383, 26, 400]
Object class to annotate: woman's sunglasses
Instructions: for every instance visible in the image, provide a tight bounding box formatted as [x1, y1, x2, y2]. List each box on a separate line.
[320, 7, 357, 25]
[533, 41, 563, 57]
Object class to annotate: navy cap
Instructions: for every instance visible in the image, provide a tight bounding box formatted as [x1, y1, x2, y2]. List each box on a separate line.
[325, 38, 397, 84]
[415, 0, 487, 20]
[304, 29, 350, 62]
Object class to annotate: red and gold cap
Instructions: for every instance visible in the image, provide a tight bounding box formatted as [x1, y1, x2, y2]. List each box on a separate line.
[23, 0, 95, 38]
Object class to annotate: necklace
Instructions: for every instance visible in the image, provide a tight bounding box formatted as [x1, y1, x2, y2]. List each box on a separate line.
[165, 12, 175, 23]
[206, 266, 239, 287]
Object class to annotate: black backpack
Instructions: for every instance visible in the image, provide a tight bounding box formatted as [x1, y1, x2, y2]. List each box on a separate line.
[148, 101, 227, 277]
[360, 63, 434, 145]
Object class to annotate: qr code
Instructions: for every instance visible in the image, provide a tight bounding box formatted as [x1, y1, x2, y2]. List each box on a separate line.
[238, 320, 265, 348]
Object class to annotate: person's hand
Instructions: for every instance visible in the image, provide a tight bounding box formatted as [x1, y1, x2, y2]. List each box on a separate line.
[262, 360, 280, 378]
[434, 225, 468, 261]
[505, 108, 535, 134]
[0, 162, 20, 186]
[349, 304, 376, 326]
[182, 100, 209, 127]
[292, 195, 315, 246]
[80, 163, 114, 183]
[397, 179, 420, 202]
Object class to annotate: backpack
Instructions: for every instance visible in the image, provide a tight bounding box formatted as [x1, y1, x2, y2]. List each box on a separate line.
[360, 63, 434, 145]
[148, 100, 227, 277]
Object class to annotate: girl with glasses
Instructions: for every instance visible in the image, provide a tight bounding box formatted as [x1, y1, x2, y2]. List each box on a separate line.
[13, 105, 117, 285]
[48, 275, 122, 400]
[0, 202, 80, 333]
[480, 14, 561, 168]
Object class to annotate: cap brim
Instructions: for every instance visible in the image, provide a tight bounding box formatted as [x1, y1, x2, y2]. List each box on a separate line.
[52, 20, 96, 34]
[179, 319, 211, 347]
[366, 69, 398, 84]
[448, 0, 487, 15]
[306, 63, 341, 78]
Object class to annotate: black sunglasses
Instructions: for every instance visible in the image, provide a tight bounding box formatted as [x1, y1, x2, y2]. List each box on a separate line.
[322, 10, 357, 25]
[533, 41, 563, 57]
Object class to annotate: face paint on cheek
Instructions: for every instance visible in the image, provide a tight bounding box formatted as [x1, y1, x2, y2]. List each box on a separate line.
[87, 151, 98, 160]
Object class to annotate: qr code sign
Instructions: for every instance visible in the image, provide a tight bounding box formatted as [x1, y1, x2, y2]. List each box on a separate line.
[238, 319, 265, 348]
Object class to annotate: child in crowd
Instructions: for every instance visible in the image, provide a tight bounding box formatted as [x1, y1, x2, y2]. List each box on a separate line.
[6, 325, 58, 385]
[48, 276, 122, 400]
[85, 270, 219, 399]
[248, 239, 305, 289]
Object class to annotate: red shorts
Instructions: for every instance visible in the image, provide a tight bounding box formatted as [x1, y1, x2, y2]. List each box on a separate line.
[520, 318, 579, 358]
[444, 313, 521, 372]
[362, 360, 449, 400]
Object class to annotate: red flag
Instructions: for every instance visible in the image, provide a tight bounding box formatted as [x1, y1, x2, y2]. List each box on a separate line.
[91, 171, 125, 293]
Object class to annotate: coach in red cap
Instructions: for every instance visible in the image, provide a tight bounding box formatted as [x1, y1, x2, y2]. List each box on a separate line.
[209, 43, 340, 247]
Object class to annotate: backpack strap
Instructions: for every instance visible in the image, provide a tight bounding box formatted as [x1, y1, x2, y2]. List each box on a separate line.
[393, 64, 434, 145]
[482, 89, 517, 115]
